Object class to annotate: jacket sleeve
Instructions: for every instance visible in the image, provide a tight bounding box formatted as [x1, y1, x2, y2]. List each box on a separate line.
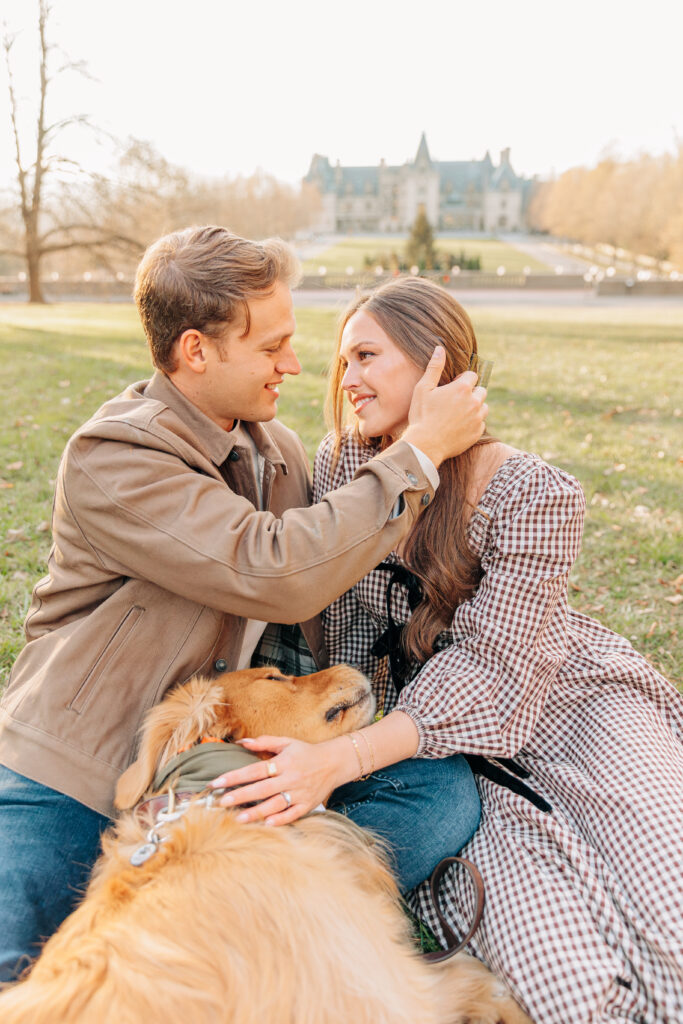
[60, 427, 434, 624]
[394, 463, 586, 758]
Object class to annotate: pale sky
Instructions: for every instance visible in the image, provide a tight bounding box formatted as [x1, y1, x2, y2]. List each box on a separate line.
[1, 0, 682, 189]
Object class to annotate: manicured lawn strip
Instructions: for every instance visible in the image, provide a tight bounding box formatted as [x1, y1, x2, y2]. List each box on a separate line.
[1, 301, 680, 689]
[301, 237, 548, 275]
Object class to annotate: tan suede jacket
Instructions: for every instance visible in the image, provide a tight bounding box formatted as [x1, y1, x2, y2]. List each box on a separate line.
[0, 372, 434, 816]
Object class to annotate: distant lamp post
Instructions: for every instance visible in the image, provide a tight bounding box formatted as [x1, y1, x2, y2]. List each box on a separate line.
[523, 265, 531, 276]
[496, 266, 505, 276]
[51, 272, 59, 281]
[116, 272, 125, 282]
[374, 265, 384, 276]
[606, 267, 615, 278]
[18, 271, 27, 282]
[83, 272, 92, 282]
[554, 265, 564, 275]
[450, 265, 461, 275]
[345, 266, 354, 276]
[318, 266, 327, 276]
[410, 265, 419, 276]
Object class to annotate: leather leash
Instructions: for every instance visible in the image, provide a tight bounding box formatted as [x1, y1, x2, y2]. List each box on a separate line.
[422, 856, 485, 963]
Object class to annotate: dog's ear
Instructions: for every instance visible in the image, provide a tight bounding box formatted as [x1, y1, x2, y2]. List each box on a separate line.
[114, 676, 220, 810]
[114, 707, 176, 810]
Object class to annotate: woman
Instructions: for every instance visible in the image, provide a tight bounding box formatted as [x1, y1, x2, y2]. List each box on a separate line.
[215, 277, 682, 1024]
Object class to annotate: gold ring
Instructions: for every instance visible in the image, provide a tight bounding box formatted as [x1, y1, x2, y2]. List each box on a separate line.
[266, 761, 278, 778]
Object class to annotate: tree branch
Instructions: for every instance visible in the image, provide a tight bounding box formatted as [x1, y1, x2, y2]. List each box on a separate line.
[2, 30, 30, 223]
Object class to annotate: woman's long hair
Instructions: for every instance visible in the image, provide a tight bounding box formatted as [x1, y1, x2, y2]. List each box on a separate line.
[326, 276, 495, 665]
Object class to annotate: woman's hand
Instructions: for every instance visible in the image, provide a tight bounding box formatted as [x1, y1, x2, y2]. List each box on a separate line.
[209, 734, 355, 827]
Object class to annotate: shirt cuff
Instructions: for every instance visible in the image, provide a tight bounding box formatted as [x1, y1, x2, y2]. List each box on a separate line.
[406, 443, 440, 491]
[389, 443, 440, 519]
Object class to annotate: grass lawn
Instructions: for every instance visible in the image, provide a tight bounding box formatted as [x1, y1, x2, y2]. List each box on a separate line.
[1, 300, 681, 689]
[301, 236, 548, 275]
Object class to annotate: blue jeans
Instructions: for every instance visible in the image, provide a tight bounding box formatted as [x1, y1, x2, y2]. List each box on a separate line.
[0, 765, 110, 983]
[0, 755, 480, 980]
[328, 754, 480, 892]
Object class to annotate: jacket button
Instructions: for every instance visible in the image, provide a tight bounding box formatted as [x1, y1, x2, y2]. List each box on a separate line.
[406, 472, 418, 486]
[228, 449, 240, 462]
[421, 493, 431, 506]
[214, 659, 228, 673]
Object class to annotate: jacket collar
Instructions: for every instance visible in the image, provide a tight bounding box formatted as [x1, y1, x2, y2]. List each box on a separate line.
[143, 370, 287, 471]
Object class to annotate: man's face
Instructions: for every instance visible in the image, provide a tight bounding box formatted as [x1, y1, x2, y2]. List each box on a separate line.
[200, 280, 300, 428]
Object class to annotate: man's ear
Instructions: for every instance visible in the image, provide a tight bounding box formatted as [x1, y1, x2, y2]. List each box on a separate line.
[175, 329, 209, 375]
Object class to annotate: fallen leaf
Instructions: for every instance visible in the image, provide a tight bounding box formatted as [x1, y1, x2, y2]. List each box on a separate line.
[0, 479, 14, 489]
[625, 557, 638, 565]
[645, 621, 658, 638]
[664, 595, 683, 606]
[569, 582, 582, 592]
[58, 379, 71, 388]
[6, 528, 29, 542]
[36, 520, 51, 533]
[6, 461, 23, 471]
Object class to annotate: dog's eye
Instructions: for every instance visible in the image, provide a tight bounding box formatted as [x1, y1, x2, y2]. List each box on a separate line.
[265, 673, 288, 682]
[325, 705, 344, 722]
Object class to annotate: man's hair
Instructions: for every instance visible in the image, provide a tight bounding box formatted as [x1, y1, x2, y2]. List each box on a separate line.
[134, 225, 301, 372]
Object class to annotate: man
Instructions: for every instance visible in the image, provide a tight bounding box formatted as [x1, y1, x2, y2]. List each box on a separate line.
[0, 226, 487, 979]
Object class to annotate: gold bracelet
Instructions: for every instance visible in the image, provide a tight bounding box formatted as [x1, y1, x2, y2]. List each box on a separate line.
[347, 732, 370, 780]
[357, 731, 375, 776]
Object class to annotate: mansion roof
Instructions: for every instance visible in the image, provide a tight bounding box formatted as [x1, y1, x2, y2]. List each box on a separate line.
[304, 134, 526, 197]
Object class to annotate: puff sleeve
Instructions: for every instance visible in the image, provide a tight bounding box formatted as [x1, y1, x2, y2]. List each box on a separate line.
[394, 462, 586, 758]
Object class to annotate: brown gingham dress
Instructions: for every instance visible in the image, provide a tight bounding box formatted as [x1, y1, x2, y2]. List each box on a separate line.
[313, 435, 683, 1024]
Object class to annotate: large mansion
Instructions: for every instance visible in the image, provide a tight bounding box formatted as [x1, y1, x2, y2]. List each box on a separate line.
[304, 134, 533, 234]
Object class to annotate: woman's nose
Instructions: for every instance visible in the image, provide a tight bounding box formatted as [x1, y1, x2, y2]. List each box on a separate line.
[341, 364, 358, 390]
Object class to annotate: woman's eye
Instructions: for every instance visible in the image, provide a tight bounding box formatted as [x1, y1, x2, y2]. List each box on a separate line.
[358, 350, 374, 361]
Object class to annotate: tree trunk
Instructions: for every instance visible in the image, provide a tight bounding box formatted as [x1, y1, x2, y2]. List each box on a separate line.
[26, 241, 45, 304]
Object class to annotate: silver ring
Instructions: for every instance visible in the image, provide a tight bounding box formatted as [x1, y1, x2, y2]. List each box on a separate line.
[281, 791, 292, 809]
[266, 761, 278, 778]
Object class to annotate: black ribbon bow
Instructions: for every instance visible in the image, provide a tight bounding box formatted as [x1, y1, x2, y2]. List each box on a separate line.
[370, 560, 551, 814]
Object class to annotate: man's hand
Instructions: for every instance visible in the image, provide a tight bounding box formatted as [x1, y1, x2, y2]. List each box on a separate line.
[401, 347, 488, 467]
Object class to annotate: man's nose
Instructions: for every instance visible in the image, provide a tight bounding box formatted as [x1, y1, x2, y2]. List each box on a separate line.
[277, 341, 301, 376]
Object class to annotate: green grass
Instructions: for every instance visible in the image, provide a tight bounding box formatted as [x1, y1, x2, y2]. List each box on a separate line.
[1, 301, 681, 689]
[301, 236, 548, 275]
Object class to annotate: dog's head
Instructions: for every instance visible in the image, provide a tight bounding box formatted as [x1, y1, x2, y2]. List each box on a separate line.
[115, 665, 374, 811]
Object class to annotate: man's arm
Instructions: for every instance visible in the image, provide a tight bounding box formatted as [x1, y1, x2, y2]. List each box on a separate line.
[63, 352, 486, 624]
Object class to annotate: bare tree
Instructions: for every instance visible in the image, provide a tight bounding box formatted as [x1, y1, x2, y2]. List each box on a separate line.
[1, 0, 140, 301]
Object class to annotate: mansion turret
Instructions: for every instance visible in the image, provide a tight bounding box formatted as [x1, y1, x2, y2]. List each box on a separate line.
[304, 134, 532, 233]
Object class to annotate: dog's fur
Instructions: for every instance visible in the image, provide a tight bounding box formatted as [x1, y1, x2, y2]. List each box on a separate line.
[0, 665, 532, 1024]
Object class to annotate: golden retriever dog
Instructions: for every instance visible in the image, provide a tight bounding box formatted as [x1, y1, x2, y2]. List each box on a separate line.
[0, 665, 532, 1024]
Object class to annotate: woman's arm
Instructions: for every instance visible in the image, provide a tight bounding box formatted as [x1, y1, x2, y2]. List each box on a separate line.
[210, 708, 420, 826]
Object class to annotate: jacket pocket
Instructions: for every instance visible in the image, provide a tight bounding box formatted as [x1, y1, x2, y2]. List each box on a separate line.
[68, 606, 145, 714]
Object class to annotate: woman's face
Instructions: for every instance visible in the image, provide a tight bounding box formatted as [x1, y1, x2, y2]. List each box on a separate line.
[339, 310, 424, 441]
